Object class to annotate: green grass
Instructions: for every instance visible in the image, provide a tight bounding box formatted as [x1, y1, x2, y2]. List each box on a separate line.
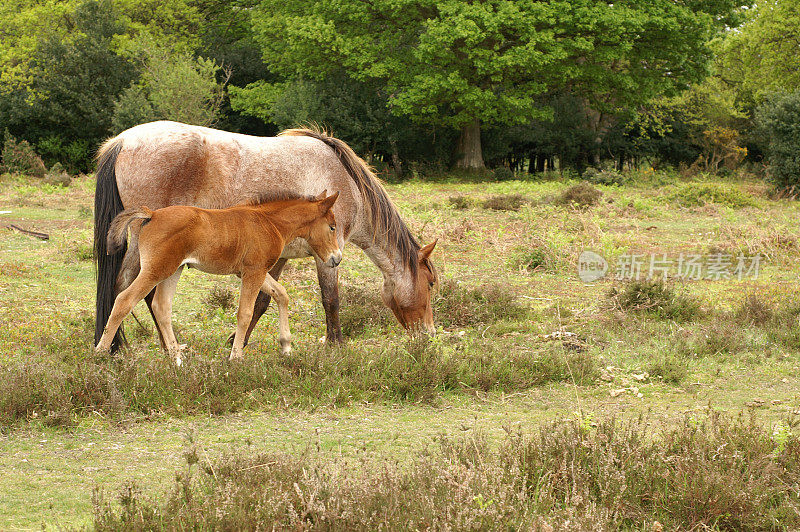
[1, 173, 800, 529]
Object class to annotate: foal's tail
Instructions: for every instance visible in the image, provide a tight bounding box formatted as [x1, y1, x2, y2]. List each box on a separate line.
[107, 208, 153, 255]
[94, 138, 126, 351]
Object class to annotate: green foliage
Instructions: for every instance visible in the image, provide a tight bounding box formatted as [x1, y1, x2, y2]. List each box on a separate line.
[113, 34, 226, 132]
[755, 91, 800, 191]
[716, 0, 800, 106]
[0, 130, 45, 177]
[248, 0, 737, 166]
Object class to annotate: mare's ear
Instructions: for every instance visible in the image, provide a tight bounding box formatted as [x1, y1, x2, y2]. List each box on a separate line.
[419, 240, 437, 261]
[314, 189, 327, 201]
[318, 190, 340, 213]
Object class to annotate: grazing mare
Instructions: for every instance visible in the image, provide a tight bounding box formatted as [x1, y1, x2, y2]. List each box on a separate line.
[95, 192, 342, 363]
[94, 121, 437, 353]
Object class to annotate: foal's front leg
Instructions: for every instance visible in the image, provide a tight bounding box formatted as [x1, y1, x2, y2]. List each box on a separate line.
[261, 274, 292, 355]
[230, 270, 268, 361]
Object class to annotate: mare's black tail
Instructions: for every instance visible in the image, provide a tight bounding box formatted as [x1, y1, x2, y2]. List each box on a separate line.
[94, 139, 126, 352]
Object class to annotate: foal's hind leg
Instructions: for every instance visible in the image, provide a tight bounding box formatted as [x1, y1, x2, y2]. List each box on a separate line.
[117, 243, 166, 349]
[151, 267, 184, 365]
[261, 273, 292, 355]
[96, 272, 163, 354]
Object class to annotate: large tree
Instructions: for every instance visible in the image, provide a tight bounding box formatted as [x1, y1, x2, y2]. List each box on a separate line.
[244, 0, 738, 169]
[717, 0, 800, 107]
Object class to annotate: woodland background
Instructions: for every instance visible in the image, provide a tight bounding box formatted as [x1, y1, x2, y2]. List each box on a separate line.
[0, 0, 799, 187]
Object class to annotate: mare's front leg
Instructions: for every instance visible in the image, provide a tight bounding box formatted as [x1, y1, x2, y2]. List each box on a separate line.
[314, 256, 344, 344]
[230, 270, 268, 360]
[261, 274, 292, 355]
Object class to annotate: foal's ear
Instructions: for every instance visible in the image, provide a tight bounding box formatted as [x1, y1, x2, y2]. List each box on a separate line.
[419, 239, 437, 261]
[318, 190, 339, 213]
[314, 189, 327, 201]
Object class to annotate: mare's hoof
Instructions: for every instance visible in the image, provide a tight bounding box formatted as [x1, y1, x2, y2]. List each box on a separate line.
[226, 333, 248, 348]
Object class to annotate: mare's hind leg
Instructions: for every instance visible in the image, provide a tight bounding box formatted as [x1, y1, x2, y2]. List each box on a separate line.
[230, 270, 268, 361]
[314, 257, 344, 344]
[96, 272, 164, 353]
[228, 258, 288, 347]
[151, 267, 184, 365]
[261, 273, 292, 355]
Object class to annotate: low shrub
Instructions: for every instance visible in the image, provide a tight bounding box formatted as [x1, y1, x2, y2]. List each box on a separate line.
[1, 130, 46, 177]
[609, 279, 700, 322]
[0, 322, 586, 427]
[669, 182, 756, 208]
[647, 354, 688, 384]
[481, 193, 529, 211]
[93, 413, 800, 530]
[203, 284, 236, 312]
[556, 182, 602, 208]
[339, 284, 394, 336]
[492, 166, 514, 181]
[435, 279, 529, 328]
[43, 162, 71, 186]
[584, 167, 625, 186]
[756, 90, 800, 191]
[510, 247, 550, 272]
[447, 195, 471, 209]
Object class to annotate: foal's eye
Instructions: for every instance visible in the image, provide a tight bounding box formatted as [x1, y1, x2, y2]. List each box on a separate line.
[330, 226, 336, 232]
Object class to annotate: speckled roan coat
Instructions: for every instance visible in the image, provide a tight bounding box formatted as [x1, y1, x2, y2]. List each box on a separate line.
[93, 121, 437, 352]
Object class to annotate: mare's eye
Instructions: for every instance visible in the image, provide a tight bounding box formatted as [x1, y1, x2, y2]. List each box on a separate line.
[429, 281, 434, 288]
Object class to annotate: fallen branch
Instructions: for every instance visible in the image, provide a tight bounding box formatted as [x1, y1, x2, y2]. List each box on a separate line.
[6, 224, 49, 240]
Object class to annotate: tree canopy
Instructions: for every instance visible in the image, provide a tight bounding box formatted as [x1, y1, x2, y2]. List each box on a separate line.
[4, 0, 800, 183]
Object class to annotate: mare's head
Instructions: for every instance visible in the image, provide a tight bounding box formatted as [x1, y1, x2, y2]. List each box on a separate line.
[306, 190, 342, 268]
[381, 240, 438, 334]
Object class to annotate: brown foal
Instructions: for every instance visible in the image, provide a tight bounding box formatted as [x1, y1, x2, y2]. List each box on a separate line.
[95, 191, 342, 364]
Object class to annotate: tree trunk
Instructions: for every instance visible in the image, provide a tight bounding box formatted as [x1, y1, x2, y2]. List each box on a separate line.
[453, 119, 485, 170]
[389, 138, 402, 177]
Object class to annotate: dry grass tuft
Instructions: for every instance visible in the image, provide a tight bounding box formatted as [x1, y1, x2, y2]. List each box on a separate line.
[93, 413, 800, 531]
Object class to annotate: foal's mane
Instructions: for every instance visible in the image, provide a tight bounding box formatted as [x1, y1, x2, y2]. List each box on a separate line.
[279, 126, 423, 275]
[247, 191, 317, 206]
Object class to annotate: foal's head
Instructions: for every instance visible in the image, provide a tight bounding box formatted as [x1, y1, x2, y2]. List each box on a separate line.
[305, 191, 342, 268]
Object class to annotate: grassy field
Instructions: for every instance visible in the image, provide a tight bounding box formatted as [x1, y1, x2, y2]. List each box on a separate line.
[1, 171, 800, 529]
